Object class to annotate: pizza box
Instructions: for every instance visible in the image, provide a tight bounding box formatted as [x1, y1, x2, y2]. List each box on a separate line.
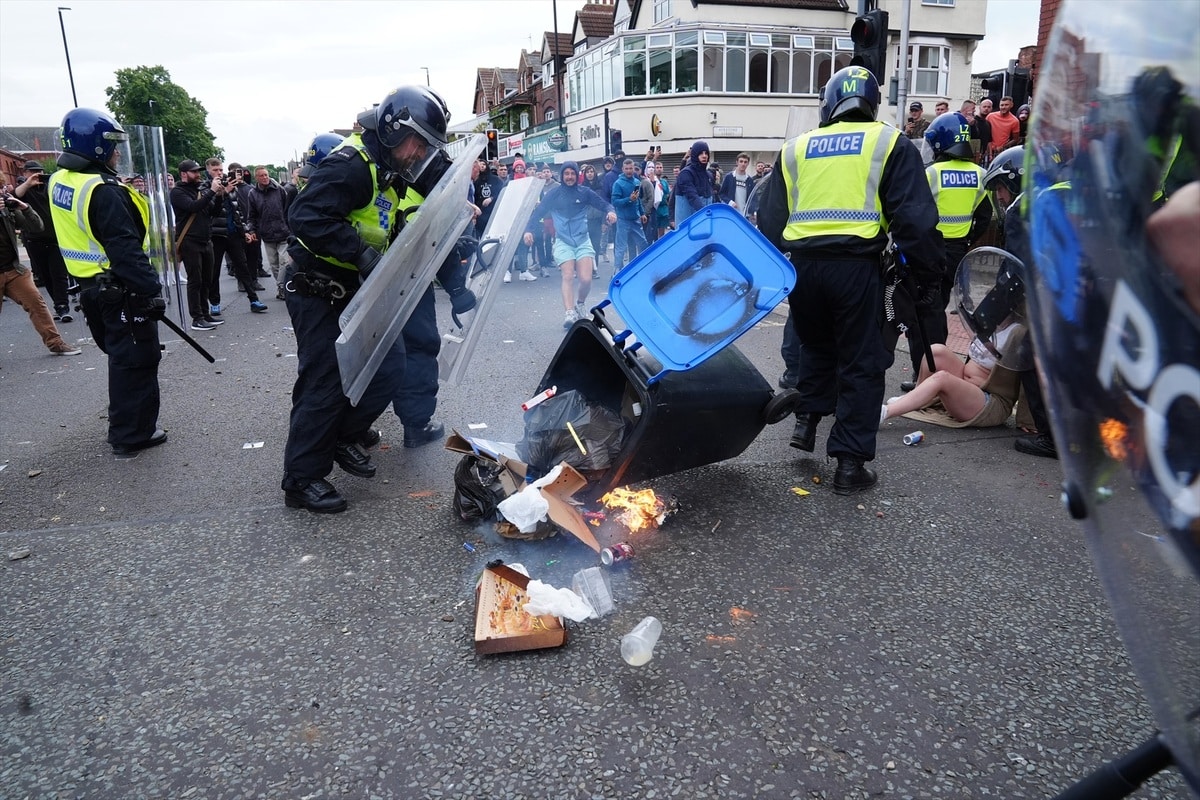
[446, 430, 601, 552]
[474, 563, 568, 654]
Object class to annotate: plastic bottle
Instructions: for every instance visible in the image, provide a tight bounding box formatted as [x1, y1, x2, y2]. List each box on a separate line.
[620, 616, 662, 666]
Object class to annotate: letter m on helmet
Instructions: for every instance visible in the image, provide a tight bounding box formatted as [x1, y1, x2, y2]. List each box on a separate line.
[842, 78, 859, 94]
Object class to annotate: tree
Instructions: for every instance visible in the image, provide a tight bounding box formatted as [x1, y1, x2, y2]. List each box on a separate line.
[105, 65, 220, 172]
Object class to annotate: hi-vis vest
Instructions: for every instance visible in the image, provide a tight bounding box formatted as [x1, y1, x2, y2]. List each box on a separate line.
[926, 160, 987, 240]
[48, 170, 149, 278]
[779, 120, 900, 242]
[303, 133, 400, 271]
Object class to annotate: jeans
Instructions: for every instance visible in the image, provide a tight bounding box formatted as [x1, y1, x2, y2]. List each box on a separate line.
[612, 218, 647, 270]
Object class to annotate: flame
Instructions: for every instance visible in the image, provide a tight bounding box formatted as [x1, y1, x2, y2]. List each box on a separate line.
[600, 487, 665, 533]
[1098, 418, 1128, 461]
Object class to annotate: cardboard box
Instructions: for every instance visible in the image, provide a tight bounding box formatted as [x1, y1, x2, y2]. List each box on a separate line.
[474, 563, 567, 654]
[446, 430, 600, 553]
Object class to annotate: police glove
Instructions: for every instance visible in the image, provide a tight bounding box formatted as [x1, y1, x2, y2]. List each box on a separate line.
[355, 247, 382, 280]
[448, 286, 477, 315]
[914, 283, 941, 311]
[132, 295, 168, 320]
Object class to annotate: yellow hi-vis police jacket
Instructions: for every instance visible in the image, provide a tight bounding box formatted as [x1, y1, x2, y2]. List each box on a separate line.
[48, 170, 149, 278]
[778, 121, 901, 243]
[925, 160, 987, 240]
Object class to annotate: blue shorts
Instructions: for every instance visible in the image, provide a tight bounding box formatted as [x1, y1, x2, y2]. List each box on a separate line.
[553, 238, 596, 265]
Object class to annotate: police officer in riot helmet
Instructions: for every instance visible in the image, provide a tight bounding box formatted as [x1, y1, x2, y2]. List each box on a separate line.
[1025, 0, 1198, 793]
[281, 85, 450, 513]
[758, 65, 944, 494]
[47, 107, 169, 458]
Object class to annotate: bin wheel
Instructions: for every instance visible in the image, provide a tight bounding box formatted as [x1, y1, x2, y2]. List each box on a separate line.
[762, 389, 801, 424]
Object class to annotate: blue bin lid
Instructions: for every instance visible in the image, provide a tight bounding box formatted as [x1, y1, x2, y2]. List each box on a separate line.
[608, 204, 796, 380]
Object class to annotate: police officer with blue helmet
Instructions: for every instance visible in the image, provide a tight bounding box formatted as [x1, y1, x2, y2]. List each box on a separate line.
[47, 107, 168, 459]
[294, 133, 345, 191]
[758, 65, 944, 495]
[281, 85, 450, 513]
[1025, 0, 1199, 793]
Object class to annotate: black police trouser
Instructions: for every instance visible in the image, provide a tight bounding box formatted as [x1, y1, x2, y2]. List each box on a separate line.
[392, 285, 440, 428]
[79, 282, 162, 447]
[906, 239, 968, 373]
[25, 239, 72, 311]
[179, 239, 214, 321]
[222, 235, 261, 303]
[788, 256, 892, 462]
[1019, 368, 1052, 436]
[781, 307, 802, 374]
[281, 264, 407, 487]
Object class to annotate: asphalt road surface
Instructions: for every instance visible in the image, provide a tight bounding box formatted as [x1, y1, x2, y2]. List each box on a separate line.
[1, 257, 1187, 798]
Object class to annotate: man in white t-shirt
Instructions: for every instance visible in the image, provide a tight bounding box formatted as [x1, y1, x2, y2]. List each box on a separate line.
[719, 152, 756, 210]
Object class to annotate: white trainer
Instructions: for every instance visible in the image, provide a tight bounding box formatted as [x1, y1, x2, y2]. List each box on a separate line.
[518, 270, 539, 281]
[503, 271, 512, 283]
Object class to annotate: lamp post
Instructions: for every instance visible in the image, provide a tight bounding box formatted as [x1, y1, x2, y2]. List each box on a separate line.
[420, 67, 430, 87]
[57, 6, 77, 108]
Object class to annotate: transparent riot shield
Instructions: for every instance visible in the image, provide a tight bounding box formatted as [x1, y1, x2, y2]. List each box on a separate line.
[335, 133, 485, 405]
[954, 246, 1034, 371]
[123, 125, 180, 321]
[437, 176, 545, 386]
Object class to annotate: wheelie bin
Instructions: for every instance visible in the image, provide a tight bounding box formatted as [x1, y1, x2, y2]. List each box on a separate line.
[531, 204, 800, 500]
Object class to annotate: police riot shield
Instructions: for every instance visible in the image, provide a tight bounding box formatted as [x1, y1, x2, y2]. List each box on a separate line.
[335, 133, 485, 405]
[122, 125, 180, 320]
[437, 176, 545, 386]
[953, 246, 1034, 371]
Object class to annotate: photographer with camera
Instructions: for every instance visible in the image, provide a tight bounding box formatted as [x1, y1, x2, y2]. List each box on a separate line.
[170, 158, 227, 330]
[211, 162, 267, 314]
[13, 161, 75, 322]
[47, 108, 169, 457]
[0, 186, 81, 357]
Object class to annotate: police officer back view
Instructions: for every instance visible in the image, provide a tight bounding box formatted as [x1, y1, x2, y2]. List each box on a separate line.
[47, 108, 169, 458]
[281, 85, 450, 513]
[758, 66, 944, 494]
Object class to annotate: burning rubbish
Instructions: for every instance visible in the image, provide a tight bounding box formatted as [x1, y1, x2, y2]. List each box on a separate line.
[599, 487, 680, 533]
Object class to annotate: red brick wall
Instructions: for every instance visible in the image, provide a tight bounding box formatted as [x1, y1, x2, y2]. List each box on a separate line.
[1034, 0, 1061, 84]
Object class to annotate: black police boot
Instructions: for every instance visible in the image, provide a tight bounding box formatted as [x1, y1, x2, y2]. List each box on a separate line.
[778, 367, 799, 390]
[1015, 433, 1058, 459]
[358, 428, 382, 450]
[404, 420, 446, 449]
[284, 478, 348, 514]
[112, 429, 168, 459]
[790, 413, 821, 452]
[833, 458, 878, 496]
[334, 441, 377, 478]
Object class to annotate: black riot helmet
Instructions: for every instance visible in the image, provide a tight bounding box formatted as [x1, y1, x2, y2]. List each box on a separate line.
[357, 86, 451, 182]
[819, 66, 880, 126]
[983, 145, 1025, 223]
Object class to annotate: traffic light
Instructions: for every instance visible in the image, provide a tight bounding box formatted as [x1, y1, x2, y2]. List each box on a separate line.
[850, 9, 890, 85]
[609, 129, 622, 156]
[485, 128, 498, 160]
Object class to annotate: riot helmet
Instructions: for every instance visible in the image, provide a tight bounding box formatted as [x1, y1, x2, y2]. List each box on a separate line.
[819, 66, 880, 126]
[357, 85, 450, 182]
[983, 145, 1025, 223]
[1026, 0, 1199, 789]
[306, 133, 344, 167]
[925, 112, 974, 160]
[58, 107, 128, 169]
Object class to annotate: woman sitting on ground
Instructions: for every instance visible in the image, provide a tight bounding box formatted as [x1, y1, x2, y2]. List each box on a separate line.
[881, 323, 1025, 428]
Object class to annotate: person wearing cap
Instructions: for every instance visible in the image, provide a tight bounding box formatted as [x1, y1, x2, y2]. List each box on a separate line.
[47, 108, 168, 457]
[170, 158, 228, 331]
[904, 101, 930, 140]
[523, 161, 616, 328]
[280, 85, 452, 513]
[13, 160, 75, 322]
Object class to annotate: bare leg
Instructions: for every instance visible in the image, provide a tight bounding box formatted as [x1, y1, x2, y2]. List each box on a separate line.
[560, 259, 576, 311]
[918, 343, 967, 382]
[884, 370, 988, 422]
[576, 256, 594, 306]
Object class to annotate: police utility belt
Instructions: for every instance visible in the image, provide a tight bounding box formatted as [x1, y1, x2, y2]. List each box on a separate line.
[288, 267, 356, 303]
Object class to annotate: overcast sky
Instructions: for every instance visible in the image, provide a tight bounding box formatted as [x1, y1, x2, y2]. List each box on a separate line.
[0, 0, 1039, 165]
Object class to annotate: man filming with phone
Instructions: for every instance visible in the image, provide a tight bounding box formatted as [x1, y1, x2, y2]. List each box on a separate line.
[610, 158, 647, 271]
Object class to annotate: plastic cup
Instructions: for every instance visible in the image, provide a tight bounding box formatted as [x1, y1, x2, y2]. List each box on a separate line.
[620, 616, 662, 666]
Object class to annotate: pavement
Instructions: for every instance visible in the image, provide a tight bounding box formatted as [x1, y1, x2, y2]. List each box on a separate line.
[0, 254, 1187, 799]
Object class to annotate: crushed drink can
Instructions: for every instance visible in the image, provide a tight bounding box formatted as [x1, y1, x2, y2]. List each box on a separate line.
[600, 542, 635, 566]
[902, 431, 925, 446]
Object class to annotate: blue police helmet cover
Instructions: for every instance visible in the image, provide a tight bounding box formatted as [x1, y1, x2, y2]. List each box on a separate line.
[1027, 0, 1199, 787]
[925, 112, 973, 159]
[60, 107, 128, 161]
[820, 66, 880, 125]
